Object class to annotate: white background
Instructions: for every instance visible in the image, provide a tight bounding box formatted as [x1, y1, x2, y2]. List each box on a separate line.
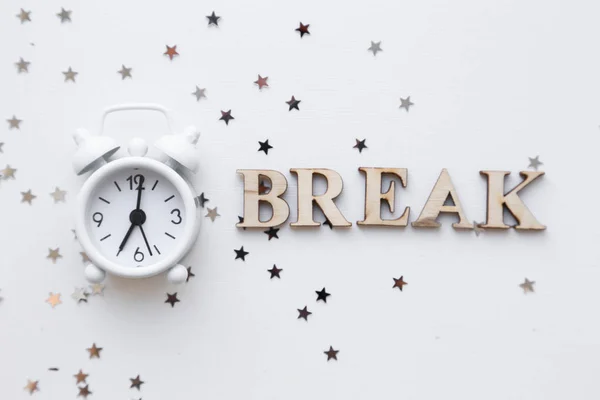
[1, 0, 599, 398]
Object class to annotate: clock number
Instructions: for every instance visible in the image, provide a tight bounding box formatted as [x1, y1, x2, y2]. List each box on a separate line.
[170, 209, 182, 224]
[126, 174, 145, 190]
[92, 212, 103, 227]
[134, 247, 144, 262]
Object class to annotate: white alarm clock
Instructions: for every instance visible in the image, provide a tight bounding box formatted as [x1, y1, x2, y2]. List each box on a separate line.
[73, 104, 201, 284]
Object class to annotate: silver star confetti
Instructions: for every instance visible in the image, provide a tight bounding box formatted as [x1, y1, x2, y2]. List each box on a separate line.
[192, 86, 207, 101]
[63, 67, 78, 82]
[528, 156, 543, 171]
[90, 284, 105, 296]
[7, 116, 22, 130]
[400, 96, 414, 111]
[71, 287, 88, 303]
[56, 8, 72, 23]
[473, 221, 484, 236]
[50, 187, 67, 203]
[368, 41, 382, 56]
[519, 278, 535, 294]
[117, 65, 132, 80]
[15, 58, 30, 73]
[21, 190, 36, 204]
[47, 248, 62, 263]
[205, 207, 220, 222]
[17, 9, 31, 23]
[2, 165, 17, 180]
[80, 252, 90, 263]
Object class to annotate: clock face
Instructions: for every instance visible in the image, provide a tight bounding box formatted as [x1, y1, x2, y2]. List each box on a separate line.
[85, 166, 187, 269]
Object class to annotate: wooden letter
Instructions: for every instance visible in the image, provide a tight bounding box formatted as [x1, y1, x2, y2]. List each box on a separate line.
[236, 169, 290, 228]
[479, 170, 545, 230]
[290, 168, 351, 227]
[357, 167, 409, 226]
[412, 169, 473, 229]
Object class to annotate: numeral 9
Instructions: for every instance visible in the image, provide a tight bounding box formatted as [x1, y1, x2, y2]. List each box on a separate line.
[92, 212, 103, 227]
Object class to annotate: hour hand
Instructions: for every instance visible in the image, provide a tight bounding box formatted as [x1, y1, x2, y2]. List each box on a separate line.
[117, 223, 135, 256]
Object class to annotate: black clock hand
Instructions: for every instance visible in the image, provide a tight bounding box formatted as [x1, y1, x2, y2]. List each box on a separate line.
[117, 223, 136, 256]
[135, 175, 145, 210]
[138, 225, 153, 256]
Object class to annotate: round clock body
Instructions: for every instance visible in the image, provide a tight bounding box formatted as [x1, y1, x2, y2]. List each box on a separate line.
[75, 157, 200, 279]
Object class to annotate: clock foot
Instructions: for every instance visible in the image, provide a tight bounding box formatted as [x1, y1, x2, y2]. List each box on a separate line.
[84, 263, 106, 283]
[167, 264, 188, 284]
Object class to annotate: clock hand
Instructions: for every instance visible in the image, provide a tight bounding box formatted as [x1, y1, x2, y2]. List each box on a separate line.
[138, 225, 153, 256]
[135, 174, 145, 210]
[117, 223, 136, 256]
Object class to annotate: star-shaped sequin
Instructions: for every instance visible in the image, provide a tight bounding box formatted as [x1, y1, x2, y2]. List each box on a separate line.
[80, 252, 90, 263]
[400, 96, 414, 111]
[234, 246, 249, 261]
[195, 193, 209, 208]
[258, 139, 273, 155]
[74, 370, 88, 384]
[21, 190, 36, 204]
[16, 58, 30, 73]
[528, 156, 543, 171]
[2, 165, 16, 179]
[47, 248, 62, 263]
[192, 86, 207, 101]
[164, 45, 179, 60]
[24, 379, 39, 394]
[259, 180, 270, 194]
[205, 207, 220, 222]
[117, 65, 132, 80]
[353, 139, 367, 153]
[63, 67, 78, 82]
[17, 9, 31, 24]
[90, 284, 104, 296]
[296, 22, 310, 37]
[473, 221, 484, 237]
[165, 293, 180, 307]
[56, 8, 72, 23]
[368, 41, 382, 56]
[71, 287, 88, 303]
[130, 375, 145, 390]
[393, 276, 407, 291]
[264, 227, 279, 240]
[297, 306, 312, 321]
[7, 116, 22, 130]
[186, 266, 195, 282]
[255, 75, 269, 90]
[286, 96, 301, 111]
[78, 385, 92, 398]
[219, 110, 234, 125]
[268, 265, 282, 279]
[45, 292, 62, 308]
[324, 346, 339, 361]
[316, 288, 330, 302]
[206, 11, 221, 26]
[519, 278, 535, 294]
[50, 187, 67, 203]
[86, 343, 103, 359]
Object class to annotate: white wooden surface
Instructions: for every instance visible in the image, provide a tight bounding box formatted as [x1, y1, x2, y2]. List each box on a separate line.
[1, 0, 599, 398]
